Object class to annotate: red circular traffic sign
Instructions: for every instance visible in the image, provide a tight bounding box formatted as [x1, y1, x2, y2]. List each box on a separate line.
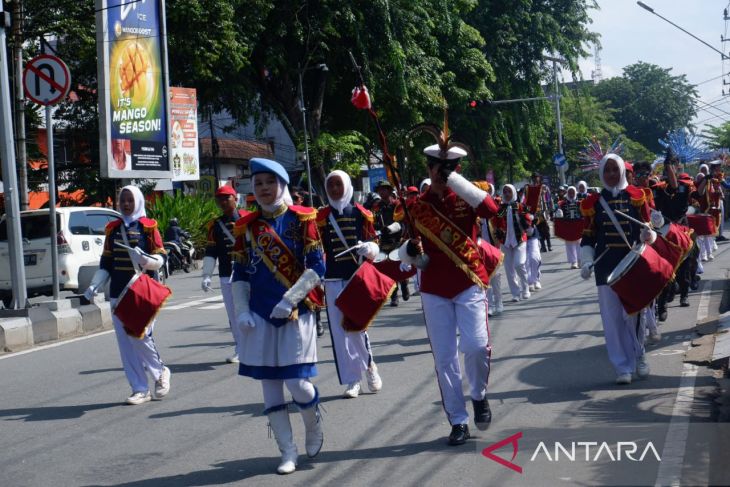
[23, 54, 71, 106]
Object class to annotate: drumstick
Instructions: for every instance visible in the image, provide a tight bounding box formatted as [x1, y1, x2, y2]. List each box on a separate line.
[613, 210, 651, 229]
[114, 241, 155, 258]
[334, 243, 365, 259]
[589, 248, 610, 268]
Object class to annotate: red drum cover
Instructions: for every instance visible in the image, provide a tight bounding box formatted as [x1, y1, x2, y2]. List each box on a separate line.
[477, 240, 503, 286]
[652, 223, 693, 270]
[336, 261, 397, 332]
[554, 218, 584, 242]
[607, 244, 674, 315]
[687, 214, 717, 236]
[374, 257, 417, 282]
[114, 273, 172, 339]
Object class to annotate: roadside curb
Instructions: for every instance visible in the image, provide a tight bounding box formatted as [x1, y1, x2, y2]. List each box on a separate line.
[0, 298, 113, 353]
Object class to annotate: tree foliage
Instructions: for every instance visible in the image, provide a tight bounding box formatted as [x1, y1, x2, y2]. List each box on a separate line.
[592, 62, 697, 152]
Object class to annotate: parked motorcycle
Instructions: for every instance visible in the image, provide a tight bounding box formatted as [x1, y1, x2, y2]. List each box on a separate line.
[163, 231, 195, 275]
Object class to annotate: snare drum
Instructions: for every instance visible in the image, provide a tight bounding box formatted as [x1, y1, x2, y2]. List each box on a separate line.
[335, 261, 397, 332]
[477, 239, 504, 284]
[652, 222, 694, 270]
[388, 249, 401, 262]
[687, 214, 717, 236]
[607, 243, 674, 315]
[373, 252, 388, 263]
[113, 273, 172, 338]
[553, 218, 584, 242]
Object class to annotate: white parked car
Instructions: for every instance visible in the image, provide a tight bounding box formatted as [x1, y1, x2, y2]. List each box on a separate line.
[0, 207, 121, 305]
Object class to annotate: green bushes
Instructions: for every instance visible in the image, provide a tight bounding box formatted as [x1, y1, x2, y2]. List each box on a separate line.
[147, 192, 219, 257]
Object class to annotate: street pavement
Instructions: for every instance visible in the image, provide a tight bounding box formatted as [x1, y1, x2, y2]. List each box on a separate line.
[0, 237, 728, 486]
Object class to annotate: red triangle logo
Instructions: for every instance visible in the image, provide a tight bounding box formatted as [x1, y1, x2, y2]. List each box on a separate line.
[481, 431, 523, 473]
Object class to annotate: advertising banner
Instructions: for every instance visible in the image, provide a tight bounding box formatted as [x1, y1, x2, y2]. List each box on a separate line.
[169, 87, 199, 181]
[96, 0, 171, 178]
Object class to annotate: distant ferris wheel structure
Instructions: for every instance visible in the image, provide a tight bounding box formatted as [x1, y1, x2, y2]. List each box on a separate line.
[591, 44, 603, 83]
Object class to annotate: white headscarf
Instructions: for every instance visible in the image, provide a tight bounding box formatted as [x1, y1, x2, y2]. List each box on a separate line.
[566, 186, 577, 202]
[699, 164, 709, 175]
[502, 184, 517, 203]
[254, 173, 293, 213]
[118, 185, 146, 226]
[419, 178, 432, 193]
[599, 153, 628, 197]
[325, 170, 354, 213]
[502, 184, 518, 247]
[577, 180, 588, 193]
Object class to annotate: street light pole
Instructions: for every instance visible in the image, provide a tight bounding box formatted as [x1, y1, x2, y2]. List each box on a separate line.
[297, 63, 328, 207]
[298, 71, 314, 207]
[637, 1, 730, 60]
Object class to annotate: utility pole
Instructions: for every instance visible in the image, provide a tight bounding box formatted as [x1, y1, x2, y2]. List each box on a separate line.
[546, 56, 566, 185]
[0, 2, 28, 308]
[12, 0, 28, 210]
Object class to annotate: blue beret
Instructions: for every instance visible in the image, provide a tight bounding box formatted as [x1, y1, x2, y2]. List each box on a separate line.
[249, 158, 290, 184]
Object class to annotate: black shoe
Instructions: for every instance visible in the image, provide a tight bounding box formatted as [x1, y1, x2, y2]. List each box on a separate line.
[658, 309, 668, 322]
[680, 296, 690, 307]
[717, 235, 728, 242]
[472, 398, 492, 431]
[448, 424, 471, 446]
[402, 284, 410, 301]
[540, 246, 547, 253]
[316, 321, 325, 337]
[390, 298, 398, 307]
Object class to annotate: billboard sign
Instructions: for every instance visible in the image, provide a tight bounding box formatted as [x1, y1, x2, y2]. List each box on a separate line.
[169, 87, 199, 181]
[96, 0, 172, 178]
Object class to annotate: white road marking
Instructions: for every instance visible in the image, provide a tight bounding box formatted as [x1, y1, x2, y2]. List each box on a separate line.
[198, 303, 226, 310]
[165, 295, 222, 310]
[0, 330, 115, 361]
[654, 283, 712, 487]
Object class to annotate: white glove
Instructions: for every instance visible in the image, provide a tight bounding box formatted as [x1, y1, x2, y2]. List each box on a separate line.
[356, 241, 379, 260]
[580, 246, 595, 280]
[446, 172, 488, 208]
[640, 227, 657, 244]
[129, 247, 148, 266]
[399, 262, 413, 273]
[201, 276, 212, 292]
[232, 280, 255, 328]
[554, 208, 564, 219]
[281, 268, 321, 308]
[270, 298, 295, 319]
[237, 311, 256, 328]
[650, 210, 664, 229]
[84, 268, 110, 301]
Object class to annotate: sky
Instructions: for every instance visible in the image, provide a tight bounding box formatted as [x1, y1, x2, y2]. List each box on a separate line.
[568, 0, 730, 134]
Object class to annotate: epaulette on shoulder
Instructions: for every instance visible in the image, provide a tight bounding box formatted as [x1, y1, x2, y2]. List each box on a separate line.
[355, 203, 373, 222]
[105, 218, 122, 235]
[233, 210, 259, 237]
[626, 185, 646, 207]
[316, 206, 331, 226]
[288, 205, 317, 221]
[580, 193, 600, 217]
[138, 217, 158, 229]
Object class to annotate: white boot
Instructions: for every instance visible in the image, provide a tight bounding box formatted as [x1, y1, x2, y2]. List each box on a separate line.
[267, 408, 298, 474]
[296, 390, 324, 458]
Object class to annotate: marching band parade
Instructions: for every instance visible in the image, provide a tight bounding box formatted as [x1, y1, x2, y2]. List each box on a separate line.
[5, 2, 730, 485]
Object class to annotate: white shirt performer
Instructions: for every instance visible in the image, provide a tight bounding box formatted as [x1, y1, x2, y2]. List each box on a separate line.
[83, 185, 170, 405]
[317, 170, 383, 399]
[399, 135, 498, 446]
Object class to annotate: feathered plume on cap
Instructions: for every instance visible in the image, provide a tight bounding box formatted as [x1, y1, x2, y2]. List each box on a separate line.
[408, 105, 472, 161]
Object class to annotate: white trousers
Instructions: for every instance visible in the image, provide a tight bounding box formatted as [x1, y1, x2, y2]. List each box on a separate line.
[565, 240, 581, 265]
[262, 378, 316, 409]
[110, 298, 165, 394]
[526, 238, 542, 285]
[421, 285, 490, 426]
[501, 243, 528, 298]
[643, 300, 658, 335]
[699, 236, 714, 258]
[324, 280, 374, 385]
[597, 286, 645, 376]
[219, 277, 242, 351]
[487, 270, 503, 309]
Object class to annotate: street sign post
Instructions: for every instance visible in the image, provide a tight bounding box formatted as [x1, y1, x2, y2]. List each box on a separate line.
[23, 54, 71, 300]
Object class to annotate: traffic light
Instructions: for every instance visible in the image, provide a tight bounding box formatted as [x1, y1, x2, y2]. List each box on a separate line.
[468, 100, 487, 109]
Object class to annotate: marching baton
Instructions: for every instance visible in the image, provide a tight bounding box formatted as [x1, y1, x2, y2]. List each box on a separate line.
[614, 210, 652, 229]
[334, 243, 365, 259]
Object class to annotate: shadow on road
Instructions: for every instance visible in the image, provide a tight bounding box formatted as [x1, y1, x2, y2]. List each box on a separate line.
[0, 402, 121, 421]
[147, 402, 265, 419]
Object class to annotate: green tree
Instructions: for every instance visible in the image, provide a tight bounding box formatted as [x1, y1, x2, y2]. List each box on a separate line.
[702, 122, 730, 149]
[592, 62, 697, 152]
